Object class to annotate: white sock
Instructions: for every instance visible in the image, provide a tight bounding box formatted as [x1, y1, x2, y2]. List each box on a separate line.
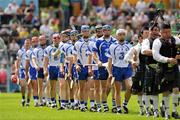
[75, 100, 78, 104]
[151, 95, 159, 111]
[163, 96, 170, 116]
[172, 93, 179, 112]
[138, 95, 143, 108]
[142, 95, 150, 111]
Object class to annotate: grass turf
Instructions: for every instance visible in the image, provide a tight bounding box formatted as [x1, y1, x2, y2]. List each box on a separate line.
[0, 92, 178, 120]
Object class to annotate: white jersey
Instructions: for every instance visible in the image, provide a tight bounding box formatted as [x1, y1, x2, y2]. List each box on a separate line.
[107, 42, 131, 67]
[32, 47, 46, 68]
[26, 48, 35, 68]
[44, 45, 60, 66]
[17, 48, 26, 69]
[124, 43, 141, 65]
[73, 38, 92, 66]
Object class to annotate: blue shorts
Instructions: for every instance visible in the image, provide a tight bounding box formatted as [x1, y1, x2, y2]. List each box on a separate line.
[65, 63, 77, 80]
[112, 65, 132, 82]
[98, 67, 109, 80]
[29, 66, 37, 80]
[49, 66, 59, 80]
[77, 65, 88, 80]
[19, 69, 25, 80]
[93, 70, 98, 80]
[37, 68, 44, 79]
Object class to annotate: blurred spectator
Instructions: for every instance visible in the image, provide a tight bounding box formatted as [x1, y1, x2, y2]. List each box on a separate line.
[10, 24, 19, 42]
[135, 0, 147, 13]
[29, 0, 36, 12]
[163, 10, 176, 23]
[23, 9, 34, 24]
[8, 39, 20, 63]
[0, 64, 7, 85]
[4, 3, 14, 14]
[120, 0, 131, 12]
[18, 26, 29, 39]
[0, 7, 4, 15]
[41, 8, 50, 24]
[156, 0, 165, 9]
[170, 0, 177, 9]
[4, 1, 19, 14]
[49, 19, 59, 32]
[105, 3, 117, 22]
[9, 14, 20, 26]
[40, 19, 53, 37]
[148, 0, 156, 9]
[20, 0, 27, 13]
[61, 0, 70, 29]
[77, 11, 89, 25]
[125, 24, 134, 43]
[138, 11, 149, 26]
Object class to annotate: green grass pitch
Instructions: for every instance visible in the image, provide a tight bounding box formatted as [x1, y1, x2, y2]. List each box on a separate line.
[0, 92, 178, 120]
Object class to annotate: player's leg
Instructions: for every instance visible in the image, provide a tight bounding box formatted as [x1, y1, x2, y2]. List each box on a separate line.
[114, 81, 122, 113]
[26, 83, 32, 107]
[94, 80, 101, 112]
[123, 66, 133, 114]
[19, 69, 26, 106]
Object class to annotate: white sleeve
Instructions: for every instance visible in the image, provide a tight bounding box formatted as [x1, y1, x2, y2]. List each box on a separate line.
[25, 50, 30, 60]
[16, 49, 22, 59]
[73, 43, 78, 55]
[141, 39, 150, 54]
[32, 49, 37, 58]
[174, 36, 180, 45]
[152, 39, 169, 63]
[124, 47, 135, 62]
[44, 47, 49, 58]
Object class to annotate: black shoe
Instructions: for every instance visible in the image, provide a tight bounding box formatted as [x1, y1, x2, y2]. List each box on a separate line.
[85, 106, 88, 111]
[57, 106, 66, 110]
[172, 112, 180, 119]
[112, 107, 117, 113]
[73, 104, 79, 110]
[39, 103, 44, 107]
[103, 107, 109, 113]
[160, 106, 165, 117]
[22, 100, 25, 107]
[139, 109, 145, 116]
[97, 107, 102, 112]
[117, 109, 122, 114]
[123, 106, 128, 114]
[90, 107, 96, 112]
[80, 108, 86, 112]
[51, 104, 57, 108]
[26, 102, 30, 107]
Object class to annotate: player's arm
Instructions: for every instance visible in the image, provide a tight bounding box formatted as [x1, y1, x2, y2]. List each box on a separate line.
[52, 49, 60, 57]
[32, 51, 40, 71]
[15, 59, 20, 76]
[67, 56, 73, 78]
[107, 58, 112, 78]
[43, 56, 49, 77]
[152, 39, 177, 64]
[87, 53, 93, 76]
